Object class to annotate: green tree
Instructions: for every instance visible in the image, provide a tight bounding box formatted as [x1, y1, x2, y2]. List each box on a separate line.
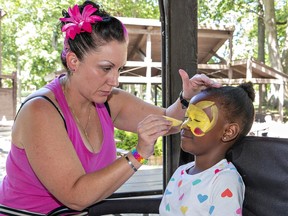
[198, 0, 287, 73]
[100, 0, 159, 18]
[0, 0, 73, 89]
[198, 0, 288, 120]
[0, 0, 159, 91]
[115, 129, 162, 156]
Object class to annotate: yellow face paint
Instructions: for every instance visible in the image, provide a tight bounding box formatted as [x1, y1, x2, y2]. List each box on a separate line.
[182, 100, 218, 137]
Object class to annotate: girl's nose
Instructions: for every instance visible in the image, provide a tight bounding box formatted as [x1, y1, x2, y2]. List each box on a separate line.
[181, 121, 189, 130]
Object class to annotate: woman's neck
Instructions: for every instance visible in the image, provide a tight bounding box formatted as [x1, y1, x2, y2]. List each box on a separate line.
[61, 75, 92, 112]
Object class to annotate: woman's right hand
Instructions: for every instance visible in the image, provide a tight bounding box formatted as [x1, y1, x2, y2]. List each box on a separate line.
[135, 114, 172, 159]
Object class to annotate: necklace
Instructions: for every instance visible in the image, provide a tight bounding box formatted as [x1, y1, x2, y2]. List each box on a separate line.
[62, 77, 95, 152]
[70, 105, 92, 144]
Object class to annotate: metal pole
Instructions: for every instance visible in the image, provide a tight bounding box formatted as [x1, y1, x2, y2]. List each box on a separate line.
[160, 0, 198, 188]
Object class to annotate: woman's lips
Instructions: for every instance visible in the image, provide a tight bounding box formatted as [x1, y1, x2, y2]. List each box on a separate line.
[101, 90, 111, 97]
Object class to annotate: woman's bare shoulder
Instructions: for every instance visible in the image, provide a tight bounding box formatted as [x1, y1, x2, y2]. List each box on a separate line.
[12, 88, 65, 148]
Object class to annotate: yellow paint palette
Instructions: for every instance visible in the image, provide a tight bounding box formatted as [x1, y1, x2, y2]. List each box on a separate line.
[163, 116, 183, 127]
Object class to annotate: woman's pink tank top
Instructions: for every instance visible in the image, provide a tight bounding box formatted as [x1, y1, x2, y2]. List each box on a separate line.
[0, 76, 116, 213]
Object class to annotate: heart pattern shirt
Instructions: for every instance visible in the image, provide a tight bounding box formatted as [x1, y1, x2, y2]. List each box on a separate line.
[159, 159, 245, 215]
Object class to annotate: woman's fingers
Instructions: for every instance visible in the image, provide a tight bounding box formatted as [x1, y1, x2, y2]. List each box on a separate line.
[136, 115, 172, 158]
[138, 115, 171, 139]
[179, 69, 221, 99]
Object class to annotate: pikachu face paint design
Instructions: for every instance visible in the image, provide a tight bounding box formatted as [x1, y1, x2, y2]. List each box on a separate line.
[182, 101, 218, 137]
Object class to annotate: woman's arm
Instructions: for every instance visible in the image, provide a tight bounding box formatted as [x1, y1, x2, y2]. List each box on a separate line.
[17, 99, 170, 210]
[110, 69, 220, 133]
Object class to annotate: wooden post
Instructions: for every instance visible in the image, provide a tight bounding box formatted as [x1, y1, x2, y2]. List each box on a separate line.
[145, 32, 152, 103]
[246, 58, 253, 81]
[12, 71, 17, 118]
[279, 82, 284, 122]
[160, 0, 198, 187]
[258, 84, 264, 114]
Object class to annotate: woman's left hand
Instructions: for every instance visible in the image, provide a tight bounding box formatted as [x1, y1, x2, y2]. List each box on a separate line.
[136, 114, 172, 159]
[178, 69, 221, 99]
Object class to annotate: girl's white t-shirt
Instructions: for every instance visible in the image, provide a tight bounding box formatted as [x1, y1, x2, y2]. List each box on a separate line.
[159, 159, 245, 216]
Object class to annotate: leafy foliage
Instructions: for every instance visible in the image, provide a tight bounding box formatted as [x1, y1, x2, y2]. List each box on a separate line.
[0, 0, 159, 90]
[275, 0, 288, 50]
[115, 128, 162, 156]
[0, 0, 287, 89]
[199, 0, 287, 70]
[101, 0, 160, 18]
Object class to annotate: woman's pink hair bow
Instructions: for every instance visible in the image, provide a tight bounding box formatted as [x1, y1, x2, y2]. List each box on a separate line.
[60, 4, 103, 40]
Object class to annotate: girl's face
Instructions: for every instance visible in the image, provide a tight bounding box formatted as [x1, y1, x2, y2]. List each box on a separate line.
[180, 92, 227, 156]
[183, 100, 218, 137]
[71, 40, 128, 103]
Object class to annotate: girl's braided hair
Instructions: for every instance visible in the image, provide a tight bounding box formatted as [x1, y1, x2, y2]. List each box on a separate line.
[204, 82, 255, 142]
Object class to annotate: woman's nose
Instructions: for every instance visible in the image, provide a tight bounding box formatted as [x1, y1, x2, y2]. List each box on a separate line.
[108, 71, 119, 87]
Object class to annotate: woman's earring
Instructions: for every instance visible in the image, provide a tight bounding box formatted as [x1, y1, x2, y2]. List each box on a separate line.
[68, 68, 74, 75]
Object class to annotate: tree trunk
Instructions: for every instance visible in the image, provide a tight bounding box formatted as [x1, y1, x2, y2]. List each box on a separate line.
[257, 1, 266, 115]
[282, 17, 288, 74]
[262, 0, 284, 121]
[262, 0, 283, 72]
[282, 18, 288, 103]
[257, 1, 265, 63]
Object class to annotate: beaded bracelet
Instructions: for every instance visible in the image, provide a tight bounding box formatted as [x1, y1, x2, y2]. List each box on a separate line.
[124, 155, 137, 172]
[131, 148, 148, 165]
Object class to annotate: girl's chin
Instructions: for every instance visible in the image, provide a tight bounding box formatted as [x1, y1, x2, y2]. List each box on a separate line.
[180, 139, 192, 149]
[180, 144, 196, 155]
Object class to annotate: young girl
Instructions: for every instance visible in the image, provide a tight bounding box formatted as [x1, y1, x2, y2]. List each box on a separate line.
[160, 82, 255, 216]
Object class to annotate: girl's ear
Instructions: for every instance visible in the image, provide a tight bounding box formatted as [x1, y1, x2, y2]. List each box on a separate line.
[66, 52, 79, 72]
[222, 123, 240, 142]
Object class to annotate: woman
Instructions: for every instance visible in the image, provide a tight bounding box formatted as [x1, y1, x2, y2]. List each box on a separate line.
[0, 1, 220, 214]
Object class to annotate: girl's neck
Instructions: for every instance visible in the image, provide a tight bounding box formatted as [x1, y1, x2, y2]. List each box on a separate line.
[187, 166, 202, 175]
[187, 155, 225, 175]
